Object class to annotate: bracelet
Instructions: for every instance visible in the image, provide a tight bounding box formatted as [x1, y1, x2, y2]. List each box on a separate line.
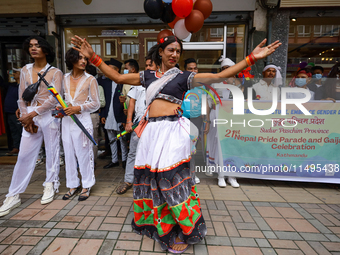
[90, 52, 96, 62]
[245, 53, 257, 67]
[126, 121, 132, 124]
[90, 53, 102, 67]
[203, 120, 211, 124]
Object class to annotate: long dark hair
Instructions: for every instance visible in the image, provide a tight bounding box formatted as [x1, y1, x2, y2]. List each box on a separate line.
[146, 35, 183, 67]
[23, 36, 55, 64]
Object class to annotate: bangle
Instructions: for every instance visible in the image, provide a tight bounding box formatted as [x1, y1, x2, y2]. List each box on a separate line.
[90, 53, 102, 67]
[245, 56, 252, 67]
[126, 121, 132, 124]
[203, 120, 211, 124]
[251, 52, 257, 62]
[90, 52, 96, 62]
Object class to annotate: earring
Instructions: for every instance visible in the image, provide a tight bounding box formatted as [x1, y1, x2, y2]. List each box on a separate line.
[159, 55, 162, 59]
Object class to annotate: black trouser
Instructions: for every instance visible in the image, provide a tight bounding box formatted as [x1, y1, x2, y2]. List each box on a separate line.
[6, 112, 22, 149]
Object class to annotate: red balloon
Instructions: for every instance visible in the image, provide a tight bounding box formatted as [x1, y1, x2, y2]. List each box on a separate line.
[185, 10, 204, 33]
[168, 16, 182, 29]
[172, 0, 193, 18]
[157, 29, 174, 44]
[193, 0, 213, 19]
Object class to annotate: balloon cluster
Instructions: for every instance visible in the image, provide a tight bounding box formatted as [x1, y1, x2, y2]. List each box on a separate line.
[144, 0, 213, 39]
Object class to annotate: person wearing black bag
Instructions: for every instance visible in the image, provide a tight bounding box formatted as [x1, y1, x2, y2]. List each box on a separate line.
[0, 36, 63, 217]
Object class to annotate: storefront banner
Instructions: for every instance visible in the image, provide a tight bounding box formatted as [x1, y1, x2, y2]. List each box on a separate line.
[216, 100, 340, 183]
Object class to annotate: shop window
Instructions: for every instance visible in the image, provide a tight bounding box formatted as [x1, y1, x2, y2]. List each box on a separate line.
[210, 28, 223, 38]
[297, 25, 310, 37]
[289, 25, 295, 37]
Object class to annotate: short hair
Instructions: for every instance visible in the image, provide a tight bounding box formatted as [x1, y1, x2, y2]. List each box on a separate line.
[124, 59, 139, 72]
[86, 65, 97, 77]
[184, 58, 196, 69]
[23, 36, 55, 63]
[65, 48, 89, 71]
[312, 66, 324, 73]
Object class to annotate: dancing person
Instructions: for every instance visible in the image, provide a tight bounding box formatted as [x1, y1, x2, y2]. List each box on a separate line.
[71, 34, 280, 253]
[0, 36, 63, 217]
[61, 48, 100, 201]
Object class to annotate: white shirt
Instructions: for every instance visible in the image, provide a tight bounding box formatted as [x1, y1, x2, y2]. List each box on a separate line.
[127, 86, 146, 123]
[105, 81, 120, 130]
[252, 79, 280, 101]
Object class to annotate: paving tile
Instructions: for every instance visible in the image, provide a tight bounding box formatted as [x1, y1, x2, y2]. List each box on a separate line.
[115, 240, 141, 250]
[294, 208, 314, 220]
[58, 229, 84, 238]
[323, 214, 340, 226]
[269, 239, 298, 249]
[10, 209, 41, 220]
[99, 224, 122, 231]
[308, 219, 332, 234]
[43, 222, 57, 229]
[276, 207, 304, 219]
[21, 221, 46, 228]
[107, 206, 120, 217]
[223, 222, 240, 237]
[1, 228, 27, 244]
[194, 244, 208, 255]
[208, 209, 229, 216]
[67, 205, 84, 216]
[46, 229, 61, 237]
[141, 235, 154, 251]
[88, 216, 104, 230]
[30, 210, 59, 221]
[256, 207, 281, 218]
[13, 236, 42, 245]
[274, 231, 303, 240]
[230, 237, 257, 247]
[308, 241, 332, 255]
[23, 228, 50, 236]
[212, 221, 227, 236]
[44, 200, 70, 210]
[54, 222, 78, 229]
[26, 200, 47, 210]
[205, 236, 231, 246]
[261, 248, 276, 255]
[111, 251, 126, 255]
[245, 206, 261, 217]
[15, 245, 33, 255]
[70, 239, 103, 255]
[50, 210, 70, 221]
[325, 233, 340, 242]
[97, 240, 116, 255]
[77, 205, 93, 216]
[238, 230, 264, 238]
[207, 245, 235, 254]
[234, 222, 259, 230]
[42, 237, 78, 255]
[239, 211, 254, 223]
[300, 232, 328, 241]
[63, 200, 79, 210]
[229, 211, 243, 223]
[329, 227, 340, 234]
[262, 231, 277, 239]
[294, 241, 318, 255]
[87, 210, 108, 217]
[321, 242, 340, 252]
[1, 245, 20, 255]
[82, 230, 108, 239]
[96, 197, 109, 206]
[287, 219, 320, 233]
[264, 218, 295, 231]
[210, 215, 232, 222]
[0, 220, 26, 228]
[234, 247, 263, 255]
[61, 216, 84, 222]
[117, 207, 130, 217]
[255, 238, 271, 248]
[77, 216, 94, 230]
[118, 232, 142, 241]
[275, 249, 303, 255]
[0, 228, 17, 242]
[27, 237, 54, 255]
[103, 217, 125, 224]
[106, 231, 120, 240]
[253, 217, 271, 231]
[312, 213, 334, 226]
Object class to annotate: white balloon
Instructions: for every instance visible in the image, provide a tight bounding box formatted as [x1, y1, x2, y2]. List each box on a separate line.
[174, 19, 191, 40]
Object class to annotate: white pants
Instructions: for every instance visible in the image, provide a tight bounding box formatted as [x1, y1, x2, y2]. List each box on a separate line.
[62, 113, 95, 189]
[107, 129, 128, 163]
[7, 107, 60, 197]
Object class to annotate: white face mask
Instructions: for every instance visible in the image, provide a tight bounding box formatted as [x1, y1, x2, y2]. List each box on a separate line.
[123, 69, 129, 74]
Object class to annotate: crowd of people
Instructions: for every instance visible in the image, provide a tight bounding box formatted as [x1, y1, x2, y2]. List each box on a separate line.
[1, 32, 337, 253]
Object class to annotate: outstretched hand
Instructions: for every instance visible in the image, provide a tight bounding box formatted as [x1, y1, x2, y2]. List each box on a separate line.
[71, 35, 94, 60]
[252, 39, 281, 60]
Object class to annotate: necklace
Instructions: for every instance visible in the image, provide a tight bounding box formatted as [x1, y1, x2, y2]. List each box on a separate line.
[158, 69, 165, 75]
[71, 72, 84, 80]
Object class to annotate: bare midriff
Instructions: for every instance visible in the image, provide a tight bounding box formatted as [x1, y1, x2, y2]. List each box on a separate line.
[149, 99, 180, 118]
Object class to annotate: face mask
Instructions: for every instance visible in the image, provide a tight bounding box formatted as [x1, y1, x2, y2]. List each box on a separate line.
[295, 78, 307, 87]
[123, 69, 129, 74]
[312, 74, 322, 80]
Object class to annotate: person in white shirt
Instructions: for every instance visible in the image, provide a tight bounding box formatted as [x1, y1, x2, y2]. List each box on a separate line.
[252, 65, 282, 101]
[0, 36, 63, 217]
[61, 48, 100, 201]
[287, 69, 314, 100]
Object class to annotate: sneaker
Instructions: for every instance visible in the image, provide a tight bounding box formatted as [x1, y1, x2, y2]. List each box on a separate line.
[60, 157, 65, 166]
[205, 171, 213, 177]
[0, 195, 21, 217]
[227, 177, 240, 188]
[36, 158, 44, 166]
[218, 177, 227, 188]
[195, 176, 200, 184]
[41, 182, 55, 205]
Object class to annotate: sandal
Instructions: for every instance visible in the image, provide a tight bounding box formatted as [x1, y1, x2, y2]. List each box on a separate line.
[116, 182, 133, 194]
[168, 239, 190, 254]
[62, 187, 81, 200]
[78, 188, 91, 201]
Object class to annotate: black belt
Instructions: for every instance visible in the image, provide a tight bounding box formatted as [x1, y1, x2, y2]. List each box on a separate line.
[148, 115, 179, 122]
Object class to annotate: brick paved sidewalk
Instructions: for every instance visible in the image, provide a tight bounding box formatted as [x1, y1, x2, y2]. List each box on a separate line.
[0, 161, 339, 255]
